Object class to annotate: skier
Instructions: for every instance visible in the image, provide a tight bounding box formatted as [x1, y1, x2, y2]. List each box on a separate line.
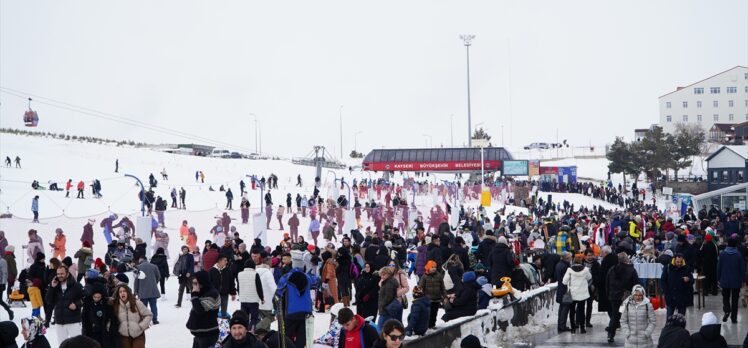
[31, 196, 39, 223]
[115, 158, 119, 173]
[226, 189, 234, 210]
[14, 156, 20, 168]
[297, 174, 302, 187]
[161, 168, 168, 180]
[179, 187, 187, 209]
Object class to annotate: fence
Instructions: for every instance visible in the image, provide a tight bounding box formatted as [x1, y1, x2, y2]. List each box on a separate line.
[404, 284, 558, 348]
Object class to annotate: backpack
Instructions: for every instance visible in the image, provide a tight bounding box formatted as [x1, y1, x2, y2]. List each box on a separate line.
[349, 260, 361, 280]
[173, 255, 186, 277]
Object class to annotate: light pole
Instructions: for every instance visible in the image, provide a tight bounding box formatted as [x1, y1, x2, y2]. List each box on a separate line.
[251, 113, 258, 154]
[339, 105, 343, 158]
[450, 114, 454, 147]
[460, 34, 475, 148]
[422, 134, 433, 148]
[354, 131, 363, 152]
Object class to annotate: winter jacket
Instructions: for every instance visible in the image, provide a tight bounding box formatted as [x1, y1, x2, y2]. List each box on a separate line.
[621, 294, 655, 348]
[606, 263, 639, 303]
[690, 324, 727, 348]
[661, 263, 693, 309]
[133, 262, 159, 301]
[209, 265, 237, 296]
[717, 247, 746, 289]
[20, 336, 51, 348]
[44, 276, 83, 325]
[378, 277, 399, 315]
[220, 334, 266, 348]
[256, 267, 277, 311]
[115, 299, 152, 338]
[176, 253, 195, 279]
[442, 281, 479, 322]
[3, 253, 16, 286]
[0, 258, 6, 286]
[406, 296, 430, 336]
[150, 253, 169, 280]
[28, 286, 42, 309]
[414, 245, 428, 277]
[276, 269, 312, 319]
[562, 264, 592, 301]
[554, 260, 570, 303]
[488, 243, 514, 285]
[82, 297, 117, 348]
[237, 268, 264, 304]
[425, 243, 443, 269]
[74, 247, 93, 275]
[338, 314, 379, 348]
[657, 324, 692, 348]
[418, 271, 445, 302]
[355, 271, 380, 319]
[187, 287, 220, 338]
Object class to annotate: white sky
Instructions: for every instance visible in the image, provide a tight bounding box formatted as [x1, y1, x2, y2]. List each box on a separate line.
[1, 0, 747, 158]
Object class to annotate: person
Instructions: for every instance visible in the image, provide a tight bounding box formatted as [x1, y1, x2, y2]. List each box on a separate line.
[605, 252, 639, 343]
[355, 263, 380, 321]
[582, 248, 601, 328]
[620, 284, 655, 348]
[112, 284, 152, 348]
[555, 252, 573, 333]
[488, 236, 514, 286]
[0, 254, 14, 320]
[77, 180, 85, 199]
[74, 241, 94, 282]
[562, 254, 592, 334]
[418, 260, 444, 329]
[276, 205, 285, 230]
[225, 189, 234, 210]
[220, 310, 265, 348]
[187, 271, 220, 348]
[405, 286, 429, 336]
[150, 248, 169, 300]
[133, 255, 161, 324]
[31, 196, 39, 223]
[0, 320, 19, 348]
[4, 245, 17, 300]
[700, 234, 719, 295]
[237, 259, 264, 330]
[81, 282, 116, 348]
[288, 213, 300, 242]
[20, 316, 50, 348]
[25, 279, 40, 319]
[174, 245, 195, 308]
[337, 307, 379, 348]
[44, 265, 83, 341]
[372, 319, 405, 348]
[209, 255, 236, 318]
[376, 267, 401, 330]
[59, 335, 102, 348]
[716, 237, 746, 323]
[657, 313, 692, 348]
[661, 253, 693, 317]
[690, 312, 727, 348]
[255, 263, 278, 335]
[275, 267, 313, 348]
[441, 271, 479, 322]
[50, 229, 66, 260]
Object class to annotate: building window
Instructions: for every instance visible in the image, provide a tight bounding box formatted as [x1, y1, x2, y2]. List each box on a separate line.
[694, 87, 704, 94]
[745, 86, 748, 93]
[738, 170, 744, 182]
[745, 72, 748, 80]
[666, 102, 671, 108]
[697, 101, 702, 108]
[714, 114, 719, 121]
[666, 115, 672, 122]
[729, 114, 734, 121]
[714, 100, 719, 107]
[711, 87, 721, 94]
[729, 100, 734, 107]
[697, 114, 703, 122]
[682, 101, 688, 108]
[712, 171, 719, 183]
[683, 115, 688, 122]
[723, 170, 730, 183]
[727, 87, 737, 93]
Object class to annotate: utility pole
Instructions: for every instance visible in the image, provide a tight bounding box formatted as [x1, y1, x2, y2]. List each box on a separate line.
[460, 34, 475, 148]
[339, 105, 343, 159]
[251, 113, 258, 154]
[450, 114, 454, 147]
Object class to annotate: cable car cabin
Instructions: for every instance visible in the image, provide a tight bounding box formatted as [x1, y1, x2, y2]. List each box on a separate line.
[24, 109, 39, 127]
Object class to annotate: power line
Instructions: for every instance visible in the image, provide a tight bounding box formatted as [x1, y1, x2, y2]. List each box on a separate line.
[0, 87, 257, 154]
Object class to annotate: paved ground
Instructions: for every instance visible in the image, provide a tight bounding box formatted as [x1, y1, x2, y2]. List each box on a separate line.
[518, 295, 747, 347]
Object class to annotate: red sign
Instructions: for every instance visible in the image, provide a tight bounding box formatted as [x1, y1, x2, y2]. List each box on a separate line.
[363, 160, 501, 172]
[539, 166, 558, 175]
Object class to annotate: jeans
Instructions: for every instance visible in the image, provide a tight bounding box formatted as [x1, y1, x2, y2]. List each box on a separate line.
[607, 300, 622, 337]
[722, 288, 740, 321]
[573, 300, 586, 329]
[558, 302, 574, 329]
[192, 331, 219, 348]
[428, 301, 440, 328]
[377, 312, 393, 331]
[666, 305, 686, 318]
[220, 294, 229, 316]
[585, 297, 594, 324]
[241, 302, 260, 329]
[176, 278, 192, 306]
[141, 297, 158, 321]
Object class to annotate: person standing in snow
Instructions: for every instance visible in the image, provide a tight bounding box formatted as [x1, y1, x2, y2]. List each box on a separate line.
[276, 205, 285, 230]
[170, 188, 178, 208]
[76, 180, 85, 198]
[226, 189, 234, 210]
[31, 196, 39, 223]
[50, 228, 67, 260]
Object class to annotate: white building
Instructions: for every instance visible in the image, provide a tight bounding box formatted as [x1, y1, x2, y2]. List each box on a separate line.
[659, 66, 748, 134]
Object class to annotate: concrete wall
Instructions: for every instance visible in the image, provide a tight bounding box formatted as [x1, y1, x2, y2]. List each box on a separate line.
[666, 181, 709, 195]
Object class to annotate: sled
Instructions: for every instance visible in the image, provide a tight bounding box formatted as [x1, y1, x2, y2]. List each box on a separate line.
[8, 289, 26, 308]
[491, 277, 513, 298]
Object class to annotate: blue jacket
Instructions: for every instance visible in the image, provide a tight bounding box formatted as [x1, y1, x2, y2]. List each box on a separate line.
[405, 296, 430, 336]
[31, 198, 38, 212]
[276, 269, 312, 319]
[717, 247, 746, 289]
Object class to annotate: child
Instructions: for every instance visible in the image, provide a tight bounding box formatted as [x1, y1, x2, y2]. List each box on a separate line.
[26, 279, 43, 318]
[405, 285, 430, 336]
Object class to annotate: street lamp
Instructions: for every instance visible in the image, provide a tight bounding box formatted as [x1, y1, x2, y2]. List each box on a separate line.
[450, 114, 454, 147]
[422, 134, 433, 148]
[250, 113, 259, 154]
[339, 105, 344, 158]
[460, 34, 476, 148]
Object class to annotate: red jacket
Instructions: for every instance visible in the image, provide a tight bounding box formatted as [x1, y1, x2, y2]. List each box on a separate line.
[77, 181, 85, 190]
[202, 249, 219, 271]
[340, 315, 378, 348]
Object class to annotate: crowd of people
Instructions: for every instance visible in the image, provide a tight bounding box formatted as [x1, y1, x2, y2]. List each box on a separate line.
[3, 170, 748, 348]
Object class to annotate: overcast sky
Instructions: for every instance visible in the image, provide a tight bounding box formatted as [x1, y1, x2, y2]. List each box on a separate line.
[1, 1, 747, 158]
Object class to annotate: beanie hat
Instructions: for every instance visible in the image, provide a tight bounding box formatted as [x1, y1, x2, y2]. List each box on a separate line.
[229, 310, 250, 329]
[473, 263, 486, 271]
[94, 258, 105, 269]
[82, 241, 92, 248]
[114, 273, 129, 284]
[86, 268, 100, 279]
[497, 236, 508, 246]
[307, 244, 316, 253]
[476, 276, 488, 286]
[460, 335, 484, 348]
[412, 285, 424, 298]
[462, 271, 476, 283]
[4, 245, 14, 253]
[667, 313, 687, 328]
[701, 312, 718, 326]
[425, 260, 437, 271]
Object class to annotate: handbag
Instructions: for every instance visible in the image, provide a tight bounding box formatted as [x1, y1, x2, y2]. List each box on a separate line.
[562, 291, 573, 304]
[401, 295, 409, 310]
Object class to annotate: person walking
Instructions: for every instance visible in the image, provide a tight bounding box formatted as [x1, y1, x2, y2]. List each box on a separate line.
[620, 284, 655, 348]
[150, 248, 169, 301]
[716, 237, 746, 324]
[225, 189, 234, 210]
[276, 205, 285, 230]
[113, 284, 152, 348]
[237, 259, 264, 330]
[174, 246, 195, 308]
[31, 196, 39, 223]
[133, 255, 161, 325]
[209, 255, 236, 318]
[555, 252, 573, 333]
[187, 271, 220, 348]
[661, 253, 693, 317]
[45, 265, 83, 341]
[562, 254, 592, 334]
[275, 267, 313, 348]
[605, 252, 639, 343]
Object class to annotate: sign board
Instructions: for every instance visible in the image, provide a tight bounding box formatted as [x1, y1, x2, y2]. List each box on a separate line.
[252, 213, 268, 246]
[481, 189, 491, 207]
[528, 160, 540, 177]
[135, 216, 153, 258]
[662, 187, 673, 195]
[502, 160, 529, 176]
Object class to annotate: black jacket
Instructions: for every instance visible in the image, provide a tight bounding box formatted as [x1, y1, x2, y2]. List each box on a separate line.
[605, 263, 639, 303]
[441, 281, 479, 321]
[45, 276, 84, 325]
[425, 243, 443, 269]
[150, 253, 169, 280]
[555, 260, 570, 303]
[81, 296, 118, 348]
[220, 333, 266, 348]
[260, 330, 295, 348]
[658, 324, 692, 348]
[690, 324, 727, 348]
[597, 253, 617, 312]
[209, 266, 236, 296]
[488, 243, 514, 285]
[187, 285, 220, 337]
[476, 236, 496, 264]
[661, 263, 694, 308]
